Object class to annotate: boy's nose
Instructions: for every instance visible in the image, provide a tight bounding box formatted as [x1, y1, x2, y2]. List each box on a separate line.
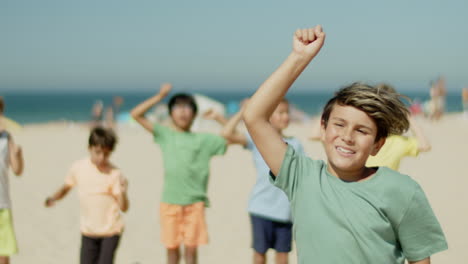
[341, 128, 354, 144]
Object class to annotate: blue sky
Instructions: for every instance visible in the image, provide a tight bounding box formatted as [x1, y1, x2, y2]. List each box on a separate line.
[1, 0, 467, 92]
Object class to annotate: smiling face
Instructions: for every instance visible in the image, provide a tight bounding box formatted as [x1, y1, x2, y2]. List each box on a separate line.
[321, 104, 385, 179]
[170, 103, 196, 131]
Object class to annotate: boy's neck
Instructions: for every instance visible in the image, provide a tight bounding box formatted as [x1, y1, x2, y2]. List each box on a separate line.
[327, 164, 376, 182]
[170, 122, 191, 132]
[273, 126, 284, 136]
[92, 161, 111, 173]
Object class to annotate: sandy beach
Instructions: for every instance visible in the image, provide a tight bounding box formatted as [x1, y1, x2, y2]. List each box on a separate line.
[7, 114, 468, 263]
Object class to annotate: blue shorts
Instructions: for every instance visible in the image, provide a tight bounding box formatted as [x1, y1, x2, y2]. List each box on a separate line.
[250, 214, 292, 254]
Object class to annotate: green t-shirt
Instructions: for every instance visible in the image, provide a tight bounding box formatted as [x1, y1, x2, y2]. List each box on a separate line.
[271, 145, 447, 264]
[153, 124, 227, 206]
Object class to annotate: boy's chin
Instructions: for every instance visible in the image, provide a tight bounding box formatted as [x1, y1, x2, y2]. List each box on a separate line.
[175, 122, 192, 130]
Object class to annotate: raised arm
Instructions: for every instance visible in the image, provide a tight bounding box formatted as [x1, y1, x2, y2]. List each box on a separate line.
[8, 135, 23, 176]
[202, 109, 228, 126]
[221, 107, 248, 146]
[408, 115, 431, 152]
[243, 26, 325, 175]
[130, 83, 172, 133]
[45, 184, 72, 207]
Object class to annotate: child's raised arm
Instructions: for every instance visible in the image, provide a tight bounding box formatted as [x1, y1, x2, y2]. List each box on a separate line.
[202, 109, 228, 126]
[130, 83, 172, 133]
[408, 115, 431, 152]
[243, 26, 325, 176]
[221, 106, 248, 146]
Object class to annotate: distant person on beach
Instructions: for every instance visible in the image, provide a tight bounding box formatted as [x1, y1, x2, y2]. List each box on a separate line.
[90, 100, 104, 128]
[220, 99, 304, 264]
[45, 127, 128, 264]
[0, 97, 24, 264]
[105, 96, 125, 130]
[130, 83, 228, 264]
[243, 25, 447, 263]
[424, 77, 446, 120]
[462, 87, 468, 119]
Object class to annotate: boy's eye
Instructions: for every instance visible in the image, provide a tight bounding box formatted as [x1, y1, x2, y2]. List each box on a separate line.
[334, 123, 344, 127]
[357, 129, 367, 134]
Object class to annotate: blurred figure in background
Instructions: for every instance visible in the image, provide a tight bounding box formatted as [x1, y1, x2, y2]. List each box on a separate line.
[462, 87, 468, 119]
[0, 97, 24, 264]
[424, 77, 446, 120]
[90, 100, 104, 128]
[105, 96, 124, 130]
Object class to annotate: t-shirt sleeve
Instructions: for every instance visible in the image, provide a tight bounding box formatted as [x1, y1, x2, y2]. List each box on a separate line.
[64, 164, 77, 187]
[153, 123, 169, 143]
[397, 185, 448, 261]
[244, 132, 254, 151]
[402, 137, 419, 157]
[206, 134, 227, 156]
[293, 138, 306, 155]
[269, 144, 306, 202]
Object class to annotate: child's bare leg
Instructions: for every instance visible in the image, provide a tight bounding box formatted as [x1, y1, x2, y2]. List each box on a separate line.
[253, 252, 266, 264]
[167, 247, 180, 264]
[275, 252, 288, 264]
[184, 246, 198, 264]
[0, 256, 9, 264]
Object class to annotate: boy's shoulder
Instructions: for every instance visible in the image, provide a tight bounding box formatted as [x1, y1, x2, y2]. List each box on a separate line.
[374, 166, 421, 195]
[71, 157, 91, 168]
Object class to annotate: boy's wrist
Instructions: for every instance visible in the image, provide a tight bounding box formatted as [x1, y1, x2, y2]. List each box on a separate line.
[289, 51, 315, 65]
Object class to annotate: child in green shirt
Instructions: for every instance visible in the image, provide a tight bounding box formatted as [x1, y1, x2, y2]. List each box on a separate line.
[131, 83, 227, 264]
[243, 26, 447, 264]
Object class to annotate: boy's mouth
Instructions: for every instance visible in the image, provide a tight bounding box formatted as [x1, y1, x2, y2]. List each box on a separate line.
[336, 146, 355, 155]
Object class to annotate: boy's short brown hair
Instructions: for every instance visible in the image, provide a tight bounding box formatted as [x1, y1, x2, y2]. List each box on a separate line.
[321, 83, 410, 141]
[88, 126, 117, 151]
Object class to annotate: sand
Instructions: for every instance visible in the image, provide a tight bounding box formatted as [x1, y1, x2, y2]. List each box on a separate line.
[7, 114, 468, 263]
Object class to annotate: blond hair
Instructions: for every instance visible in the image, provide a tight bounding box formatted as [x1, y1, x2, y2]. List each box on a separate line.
[321, 83, 410, 141]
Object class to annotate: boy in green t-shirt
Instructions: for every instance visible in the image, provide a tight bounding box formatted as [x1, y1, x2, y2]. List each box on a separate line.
[130, 83, 227, 264]
[243, 26, 447, 264]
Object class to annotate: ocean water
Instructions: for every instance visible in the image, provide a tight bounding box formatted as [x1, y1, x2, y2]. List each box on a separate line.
[1, 90, 464, 124]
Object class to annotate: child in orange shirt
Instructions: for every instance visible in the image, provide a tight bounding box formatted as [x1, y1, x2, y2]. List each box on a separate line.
[45, 127, 128, 264]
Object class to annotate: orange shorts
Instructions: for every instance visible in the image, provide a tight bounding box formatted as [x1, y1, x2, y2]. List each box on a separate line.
[160, 202, 208, 249]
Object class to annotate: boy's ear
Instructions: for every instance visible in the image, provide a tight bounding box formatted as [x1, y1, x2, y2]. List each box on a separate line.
[370, 137, 386, 156]
[320, 120, 326, 142]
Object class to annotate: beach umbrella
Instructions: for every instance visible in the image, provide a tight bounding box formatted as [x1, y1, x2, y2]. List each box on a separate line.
[192, 94, 226, 131]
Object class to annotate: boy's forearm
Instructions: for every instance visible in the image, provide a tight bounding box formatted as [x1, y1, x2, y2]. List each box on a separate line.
[409, 117, 431, 152]
[214, 115, 228, 126]
[244, 52, 314, 124]
[119, 193, 129, 212]
[130, 91, 168, 133]
[221, 110, 243, 138]
[48, 185, 71, 202]
[243, 26, 325, 176]
[9, 142, 23, 176]
[221, 110, 247, 145]
[130, 93, 165, 118]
